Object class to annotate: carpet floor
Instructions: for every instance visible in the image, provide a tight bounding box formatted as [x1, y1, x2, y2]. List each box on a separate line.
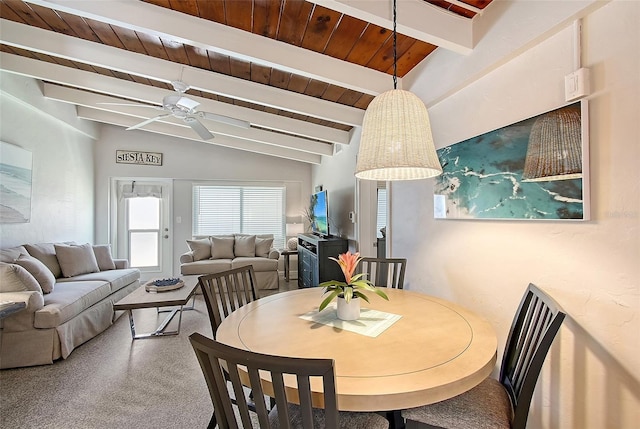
[1, 294, 233, 428]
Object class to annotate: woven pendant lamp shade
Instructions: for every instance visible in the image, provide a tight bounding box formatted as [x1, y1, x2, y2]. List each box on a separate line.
[522, 107, 582, 182]
[355, 89, 442, 181]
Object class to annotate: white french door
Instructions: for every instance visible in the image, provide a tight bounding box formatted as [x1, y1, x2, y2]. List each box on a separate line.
[112, 179, 172, 280]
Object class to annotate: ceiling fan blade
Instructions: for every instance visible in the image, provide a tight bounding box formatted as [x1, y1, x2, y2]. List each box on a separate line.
[97, 102, 160, 109]
[199, 111, 250, 129]
[184, 117, 214, 140]
[126, 113, 172, 131]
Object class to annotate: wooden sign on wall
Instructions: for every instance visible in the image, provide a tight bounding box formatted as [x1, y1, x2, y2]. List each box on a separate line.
[116, 150, 163, 166]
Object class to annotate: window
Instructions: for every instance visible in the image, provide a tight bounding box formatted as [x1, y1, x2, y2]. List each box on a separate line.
[193, 185, 286, 249]
[376, 187, 387, 238]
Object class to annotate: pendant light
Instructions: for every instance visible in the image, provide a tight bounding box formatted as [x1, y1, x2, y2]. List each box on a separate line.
[355, 0, 442, 181]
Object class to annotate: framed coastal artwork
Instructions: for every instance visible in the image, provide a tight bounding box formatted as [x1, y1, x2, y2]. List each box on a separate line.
[0, 142, 33, 223]
[434, 101, 589, 221]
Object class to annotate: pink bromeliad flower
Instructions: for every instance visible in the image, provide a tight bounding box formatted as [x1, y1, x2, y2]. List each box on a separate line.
[333, 251, 361, 284]
[318, 251, 389, 312]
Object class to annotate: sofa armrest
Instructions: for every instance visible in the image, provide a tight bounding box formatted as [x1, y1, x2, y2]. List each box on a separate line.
[268, 249, 281, 259]
[113, 259, 129, 269]
[180, 252, 195, 264]
[0, 291, 44, 313]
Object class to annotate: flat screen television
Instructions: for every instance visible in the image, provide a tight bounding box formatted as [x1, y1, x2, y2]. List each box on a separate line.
[310, 190, 329, 237]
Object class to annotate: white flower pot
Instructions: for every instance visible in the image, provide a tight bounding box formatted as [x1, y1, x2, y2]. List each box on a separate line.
[337, 296, 360, 321]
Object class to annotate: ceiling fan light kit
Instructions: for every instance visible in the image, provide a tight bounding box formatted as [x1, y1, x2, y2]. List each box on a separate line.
[355, 0, 442, 181]
[175, 96, 199, 111]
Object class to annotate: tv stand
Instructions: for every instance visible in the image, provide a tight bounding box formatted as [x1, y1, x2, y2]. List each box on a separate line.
[297, 233, 348, 288]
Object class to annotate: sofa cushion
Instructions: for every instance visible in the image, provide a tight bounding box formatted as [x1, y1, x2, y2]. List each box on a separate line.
[35, 280, 112, 329]
[14, 254, 56, 294]
[187, 238, 211, 261]
[180, 259, 232, 276]
[92, 244, 116, 271]
[0, 245, 28, 263]
[211, 236, 235, 259]
[0, 263, 43, 293]
[56, 268, 140, 294]
[24, 243, 63, 278]
[234, 235, 256, 257]
[255, 237, 274, 258]
[55, 243, 100, 278]
[231, 257, 278, 271]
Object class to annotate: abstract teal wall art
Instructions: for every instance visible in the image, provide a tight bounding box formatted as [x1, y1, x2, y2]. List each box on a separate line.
[434, 101, 589, 221]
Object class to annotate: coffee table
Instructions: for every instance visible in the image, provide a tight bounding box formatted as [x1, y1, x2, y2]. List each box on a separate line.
[113, 275, 199, 340]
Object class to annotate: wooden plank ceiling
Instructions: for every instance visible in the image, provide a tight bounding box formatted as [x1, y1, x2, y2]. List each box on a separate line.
[0, 0, 493, 164]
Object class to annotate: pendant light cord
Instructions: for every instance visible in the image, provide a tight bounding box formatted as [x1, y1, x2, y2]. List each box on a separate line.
[393, 0, 397, 89]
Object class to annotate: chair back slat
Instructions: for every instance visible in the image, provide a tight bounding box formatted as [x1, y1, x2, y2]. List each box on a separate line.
[189, 333, 340, 429]
[199, 266, 258, 336]
[225, 363, 255, 428]
[511, 297, 541, 392]
[296, 375, 315, 428]
[191, 346, 238, 429]
[359, 257, 407, 289]
[271, 373, 291, 427]
[247, 367, 270, 428]
[499, 283, 566, 429]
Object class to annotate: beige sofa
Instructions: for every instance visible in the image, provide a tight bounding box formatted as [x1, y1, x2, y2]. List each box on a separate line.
[0, 242, 140, 369]
[179, 234, 280, 291]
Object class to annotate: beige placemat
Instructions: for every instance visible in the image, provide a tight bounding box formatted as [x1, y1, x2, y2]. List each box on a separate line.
[299, 304, 401, 337]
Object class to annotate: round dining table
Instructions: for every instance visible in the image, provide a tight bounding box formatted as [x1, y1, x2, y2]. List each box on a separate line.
[215, 287, 497, 412]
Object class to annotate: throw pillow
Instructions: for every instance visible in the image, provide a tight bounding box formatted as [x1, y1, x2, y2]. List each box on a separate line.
[0, 245, 28, 263]
[187, 238, 212, 261]
[13, 253, 56, 294]
[210, 236, 235, 259]
[92, 244, 116, 271]
[0, 263, 42, 294]
[54, 243, 100, 278]
[255, 237, 274, 258]
[234, 235, 256, 257]
[24, 243, 64, 278]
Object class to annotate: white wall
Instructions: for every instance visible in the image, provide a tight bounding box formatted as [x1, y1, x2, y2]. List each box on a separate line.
[392, 1, 639, 427]
[94, 125, 312, 274]
[312, 128, 361, 245]
[0, 73, 97, 248]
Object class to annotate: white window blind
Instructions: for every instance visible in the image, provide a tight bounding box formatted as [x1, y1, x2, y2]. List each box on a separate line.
[193, 185, 286, 249]
[376, 188, 387, 238]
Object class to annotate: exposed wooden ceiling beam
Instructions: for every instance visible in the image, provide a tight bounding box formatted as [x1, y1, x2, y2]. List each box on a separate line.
[312, 0, 475, 54]
[77, 107, 323, 165]
[44, 84, 335, 156]
[39, 79, 350, 146]
[23, 0, 392, 95]
[0, 19, 364, 127]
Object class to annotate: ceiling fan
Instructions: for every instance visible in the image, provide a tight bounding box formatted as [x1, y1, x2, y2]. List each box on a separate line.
[103, 81, 250, 140]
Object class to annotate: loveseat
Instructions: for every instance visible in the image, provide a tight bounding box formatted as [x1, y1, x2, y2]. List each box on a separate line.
[179, 234, 280, 291]
[0, 242, 140, 369]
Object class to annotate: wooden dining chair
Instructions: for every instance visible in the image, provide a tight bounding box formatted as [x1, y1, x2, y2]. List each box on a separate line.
[189, 332, 389, 429]
[359, 257, 407, 289]
[198, 265, 259, 336]
[402, 283, 566, 429]
[198, 266, 260, 428]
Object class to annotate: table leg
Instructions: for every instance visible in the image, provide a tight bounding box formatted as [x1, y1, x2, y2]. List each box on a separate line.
[284, 253, 290, 281]
[386, 410, 405, 429]
[127, 295, 197, 340]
